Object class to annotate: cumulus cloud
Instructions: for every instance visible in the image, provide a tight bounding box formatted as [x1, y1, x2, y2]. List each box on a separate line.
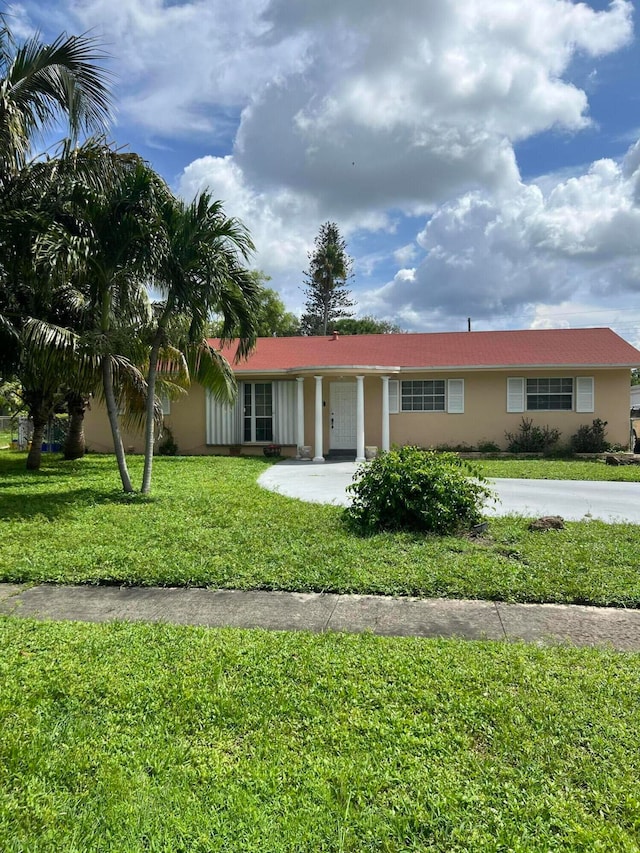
[24, 0, 312, 138]
[178, 154, 315, 307]
[232, 0, 633, 214]
[366, 140, 640, 330]
[178, 153, 394, 309]
[37, 0, 632, 212]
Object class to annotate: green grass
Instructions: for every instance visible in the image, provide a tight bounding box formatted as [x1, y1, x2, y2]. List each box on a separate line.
[2, 452, 640, 607]
[1, 617, 639, 852]
[0, 430, 12, 450]
[474, 457, 640, 481]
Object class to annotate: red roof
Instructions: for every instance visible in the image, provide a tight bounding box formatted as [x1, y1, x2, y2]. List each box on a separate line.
[213, 328, 640, 373]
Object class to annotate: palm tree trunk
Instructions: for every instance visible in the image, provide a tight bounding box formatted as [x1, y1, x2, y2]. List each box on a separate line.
[63, 392, 87, 460]
[101, 355, 134, 493]
[141, 333, 162, 494]
[26, 409, 47, 471]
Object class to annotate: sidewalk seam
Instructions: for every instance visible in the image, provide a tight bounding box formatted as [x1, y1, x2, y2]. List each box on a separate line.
[322, 593, 341, 632]
[493, 602, 508, 640]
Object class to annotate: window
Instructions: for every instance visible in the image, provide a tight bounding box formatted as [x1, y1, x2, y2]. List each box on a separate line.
[507, 377, 592, 412]
[401, 380, 445, 411]
[243, 382, 273, 442]
[526, 378, 573, 410]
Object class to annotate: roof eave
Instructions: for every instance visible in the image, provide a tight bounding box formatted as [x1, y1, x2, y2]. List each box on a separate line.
[233, 362, 639, 373]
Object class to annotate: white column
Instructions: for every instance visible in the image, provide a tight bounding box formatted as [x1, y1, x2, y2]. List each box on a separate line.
[381, 375, 390, 452]
[313, 375, 324, 463]
[355, 375, 365, 463]
[296, 377, 305, 457]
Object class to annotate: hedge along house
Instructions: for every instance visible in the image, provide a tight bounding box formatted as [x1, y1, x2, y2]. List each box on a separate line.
[83, 328, 640, 459]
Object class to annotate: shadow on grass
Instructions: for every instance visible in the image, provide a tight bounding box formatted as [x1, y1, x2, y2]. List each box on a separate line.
[0, 450, 273, 523]
[0, 485, 155, 521]
[0, 453, 158, 520]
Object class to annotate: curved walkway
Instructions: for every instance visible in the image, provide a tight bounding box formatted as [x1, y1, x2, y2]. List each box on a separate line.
[258, 459, 640, 523]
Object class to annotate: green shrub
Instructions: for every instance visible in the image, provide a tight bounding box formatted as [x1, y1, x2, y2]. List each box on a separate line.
[505, 417, 561, 453]
[344, 446, 492, 535]
[570, 419, 609, 454]
[432, 442, 475, 452]
[477, 439, 501, 453]
[157, 427, 178, 456]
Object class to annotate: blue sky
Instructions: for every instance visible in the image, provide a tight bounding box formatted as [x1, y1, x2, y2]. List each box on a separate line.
[10, 0, 640, 342]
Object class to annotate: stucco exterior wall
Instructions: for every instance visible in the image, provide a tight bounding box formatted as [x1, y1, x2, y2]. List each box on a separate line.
[83, 367, 632, 456]
[83, 383, 214, 456]
[387, 369, 630, 449]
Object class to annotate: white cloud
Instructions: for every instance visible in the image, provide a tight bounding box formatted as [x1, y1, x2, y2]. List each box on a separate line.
[232, 0, 632, 214]
[31, 0, 312, 138]
[39, 0, 633, 213]
[365, 139, 640, 330]
[4, 4, 36, 40]
[394, 244, 418, 266]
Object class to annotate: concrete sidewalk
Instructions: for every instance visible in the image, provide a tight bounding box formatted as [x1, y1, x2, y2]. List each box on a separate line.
[1, 582, 639, 651]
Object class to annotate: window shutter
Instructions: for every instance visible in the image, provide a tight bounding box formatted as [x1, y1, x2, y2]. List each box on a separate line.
[206, 388, 241, 444]
[388, 380, 399, 414]
[507, 378, 525, 412]
[160, 395, 171, 416]
[575, 377, 594, 413]
[447, 379, 464, 413]
[273, 381, 297, 443]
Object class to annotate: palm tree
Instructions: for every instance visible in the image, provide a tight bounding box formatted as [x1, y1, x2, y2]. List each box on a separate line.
[0, 17, 112, 467]
[140, 192, 260, 494]
[0, 142, 138, 472]
[37, 151, 169, 491]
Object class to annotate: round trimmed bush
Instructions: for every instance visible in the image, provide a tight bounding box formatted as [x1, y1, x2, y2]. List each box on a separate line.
[344, 446, 492, 535]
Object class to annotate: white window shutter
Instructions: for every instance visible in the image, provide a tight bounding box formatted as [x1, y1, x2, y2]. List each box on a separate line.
[576, 377, 594, 413]
[206, 388, 241, 444]
[447, 379, 464, 413]
[273, 381, 297, 443]
[507, 378, 525, 412]
[388, 380, 399, 414]
[160, 395, 171, 415]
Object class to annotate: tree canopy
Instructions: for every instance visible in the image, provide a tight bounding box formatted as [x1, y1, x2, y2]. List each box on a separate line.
[210, 274, 300, 338]
[332, 316, 403, 335]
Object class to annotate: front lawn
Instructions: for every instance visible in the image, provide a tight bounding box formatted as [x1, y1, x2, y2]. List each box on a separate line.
[2, 452, 640, 607]
[1, 618, 639, 852]
[475, 456, 640, 481]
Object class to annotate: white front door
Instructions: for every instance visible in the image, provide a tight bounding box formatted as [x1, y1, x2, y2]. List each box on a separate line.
[330, 382, 357, 449]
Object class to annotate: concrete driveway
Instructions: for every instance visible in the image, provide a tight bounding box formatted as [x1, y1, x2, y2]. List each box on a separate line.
[258, 459, 640, 523]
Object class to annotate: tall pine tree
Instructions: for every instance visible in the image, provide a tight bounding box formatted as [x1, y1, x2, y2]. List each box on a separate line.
[300, 222, 354, 335]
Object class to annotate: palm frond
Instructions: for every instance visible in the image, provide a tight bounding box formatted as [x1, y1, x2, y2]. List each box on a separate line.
[186, 340, 236, 405]
[5, 30, 112, 145]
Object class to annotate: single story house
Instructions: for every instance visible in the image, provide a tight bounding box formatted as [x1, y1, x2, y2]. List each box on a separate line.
[84, 327, 640, 459]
